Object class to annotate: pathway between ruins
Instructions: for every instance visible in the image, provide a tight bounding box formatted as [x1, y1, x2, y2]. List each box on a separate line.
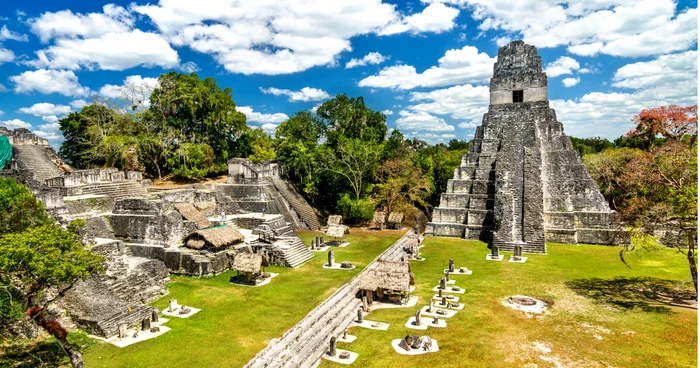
[244, 230, 415, 368]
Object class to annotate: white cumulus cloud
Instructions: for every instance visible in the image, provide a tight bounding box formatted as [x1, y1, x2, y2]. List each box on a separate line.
[437, 0, 697, 58]
[260, 87, 330, 102]
[237, 106, 289, 124]
[0, 25, 28, 41]
[10, 69, 89, 96]
[396, 110, 455, 132]
[562, 77, 580, 87]
[0, 119, 32, 129]
[18, 102, 72, 116]
[379, 3, 460, 35]
[32, 29, 179, 71]
[28, 4, 134, 43]
[346, 52, 388, 69]
[359, 45, 495, 90]
[545, 56, 580, 77]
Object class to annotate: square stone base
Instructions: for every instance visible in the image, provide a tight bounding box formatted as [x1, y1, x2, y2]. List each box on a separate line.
[322, 349, 359, 364]
[162, 305, 200, 318]
[508, 256, 528, 263]
[486, 254, 504, 261]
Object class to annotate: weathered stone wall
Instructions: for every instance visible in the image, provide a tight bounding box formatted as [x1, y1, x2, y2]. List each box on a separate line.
[109, 197, 195, 246]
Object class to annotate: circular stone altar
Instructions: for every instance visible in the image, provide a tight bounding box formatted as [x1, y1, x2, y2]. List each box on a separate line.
[502, 295, 548, 314]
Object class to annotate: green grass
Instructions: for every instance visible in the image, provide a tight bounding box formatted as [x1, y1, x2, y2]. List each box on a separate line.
[319, 238, 697, 368]
[79, 229, 407, 368]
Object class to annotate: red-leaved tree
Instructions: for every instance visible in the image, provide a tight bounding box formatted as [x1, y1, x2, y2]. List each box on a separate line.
[627, 104, 698, 143]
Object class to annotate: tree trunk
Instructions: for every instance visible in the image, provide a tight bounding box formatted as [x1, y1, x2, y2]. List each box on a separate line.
[687, 231, 698, 296]
[154, 159, 162, 180]
[27, 306, 84, 368]
[56, 335, 85, 368]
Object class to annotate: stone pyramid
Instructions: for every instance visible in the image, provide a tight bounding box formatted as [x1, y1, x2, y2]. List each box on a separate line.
[425, 41, 630, 253]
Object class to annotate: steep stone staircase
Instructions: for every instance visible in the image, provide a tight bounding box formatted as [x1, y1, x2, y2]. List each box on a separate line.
[271, 178, 320, 230]
[276, 237, 314, 268]
[12, 145, 63, 183]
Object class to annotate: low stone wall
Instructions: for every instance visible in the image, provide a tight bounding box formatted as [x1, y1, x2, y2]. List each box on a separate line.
[129, 243, 236, 277]
[218, 184, 265, 199]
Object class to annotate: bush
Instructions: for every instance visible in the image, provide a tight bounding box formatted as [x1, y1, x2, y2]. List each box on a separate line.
[336, 194, 375, 224]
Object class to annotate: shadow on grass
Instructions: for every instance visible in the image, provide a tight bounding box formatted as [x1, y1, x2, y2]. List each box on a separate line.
[0, 332, 94, 368]
[565, 276, 697, 314]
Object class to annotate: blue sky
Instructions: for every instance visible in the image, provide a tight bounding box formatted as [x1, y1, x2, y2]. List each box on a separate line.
[0, 0, 696, 146]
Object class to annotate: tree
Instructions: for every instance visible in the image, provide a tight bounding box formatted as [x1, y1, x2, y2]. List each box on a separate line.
[373, 159, 431, 224]
[166, 143, 216, 179]
[248, 128, 277, 162]
[316, 94, 387, 147]
[627, 104, 697, 144]
[622, 141, 698, 293]
[320, 135, 383, 199]
[583, 148, 644, 212]
[0, 177, 51, 234]
[0, 181, 103, 368]
[146, 72, 247, 166]
[0, 225, 104, 368]
[275, 111, 324, 197]
[570, 136, 614, 156]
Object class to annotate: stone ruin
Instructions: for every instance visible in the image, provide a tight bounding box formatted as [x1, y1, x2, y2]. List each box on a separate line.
[219, 158, 320, 230]
[59, 238, 169, 339]
[0, 134, 317, 338]
[0, 128, 149, 209]
[426, 41, 630, 252]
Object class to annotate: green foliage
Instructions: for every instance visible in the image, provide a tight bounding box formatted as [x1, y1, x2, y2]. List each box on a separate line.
[336, 194, 375, 224]
[247, 129, 277, 162]
[570, 136, 614, 156]
[316, 94, 387, 147]
[614, 135, 665, 150]
[67, 219, 86, 235]
[584, 147, 644, 211]
[59, 72, 248, 178]
[0, 177, 51, 235]
[166, 143, 216, 179]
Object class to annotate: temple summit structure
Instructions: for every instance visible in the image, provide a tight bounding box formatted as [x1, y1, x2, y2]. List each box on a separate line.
[425, 41, 630, 253]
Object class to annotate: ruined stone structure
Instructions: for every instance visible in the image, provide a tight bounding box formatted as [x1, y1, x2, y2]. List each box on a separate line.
[426, 41, 629, 252]
[0, 127, 149, 208]
[219, 158, 320, 230]
[1, 128, 315, 339]
[59, 238, 169, 338]
[0, 128, 68, 208]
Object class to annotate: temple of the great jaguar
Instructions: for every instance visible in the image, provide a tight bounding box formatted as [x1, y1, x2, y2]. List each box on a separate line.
[425, 41, 630, 253]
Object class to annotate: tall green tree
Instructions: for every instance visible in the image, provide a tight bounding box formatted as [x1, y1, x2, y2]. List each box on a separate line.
[0, 180, 103, 368]
[146, 72, 247, 166]
[316, 94, 387, 147]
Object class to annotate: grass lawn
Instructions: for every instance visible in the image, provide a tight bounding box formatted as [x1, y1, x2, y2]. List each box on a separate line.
[79, 228, 407, 368]
[320, 237, 697, 368]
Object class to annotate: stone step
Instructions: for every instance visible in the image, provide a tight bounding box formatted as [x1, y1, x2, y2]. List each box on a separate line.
[271, 178, 320, 230]
[12, 145, 64, 183]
